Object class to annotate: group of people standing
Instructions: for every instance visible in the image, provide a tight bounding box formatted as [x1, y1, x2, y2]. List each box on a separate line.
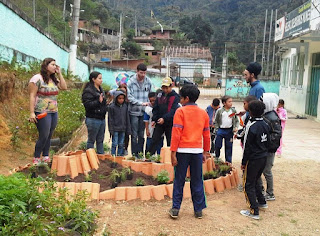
[29, 58, 287, 221]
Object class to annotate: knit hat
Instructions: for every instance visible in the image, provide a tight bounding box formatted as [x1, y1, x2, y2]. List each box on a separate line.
[246, 62, 262, 77]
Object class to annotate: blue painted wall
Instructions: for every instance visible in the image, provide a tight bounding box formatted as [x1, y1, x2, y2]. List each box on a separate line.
[0, 2, 89, 80]
[225, 77, 280, 98]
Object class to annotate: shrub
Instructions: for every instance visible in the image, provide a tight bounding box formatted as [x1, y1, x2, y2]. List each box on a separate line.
[0, 173, 98, 235]
[156, 170, 170, 184]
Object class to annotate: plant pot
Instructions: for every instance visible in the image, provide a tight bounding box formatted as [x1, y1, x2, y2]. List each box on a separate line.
[214, 177, 225, 193]
[233, 168, 240, 185]
[81, 182, 93, 200]
[57, 156, 69, 176]
[115, 187, 126, 201]
[127, 173, 133, 180]
[202, 161, 208, 174]
[152, 162, 164, 177]
[160, 147, 171, 163]
[223, 175, 232, 190]
[204, 179, 215, 195]
[75, 154, 83, 174]
[86, 149, 99, 170]
[130, 162, 142, 172]
[141, 162, 152, 176]
[126, 187, 138, 201]
[99, 189, 115, 200]
[91, 183, 100, 200]
[207, 158, 214, 172]
[229, 172, 236, 188]
[64, 182, 76, 196]
[165, 184, 173, 198]
[110, 162, 118, 168]
[138, 185, 152, 201]
[122, 160, 129, 168]
[152, 185, 166, 201]
[69, 156, 78, 179]
[115, 156, 123, 165]
[80, 153, 91, 173]
[183, 182, 191, 198]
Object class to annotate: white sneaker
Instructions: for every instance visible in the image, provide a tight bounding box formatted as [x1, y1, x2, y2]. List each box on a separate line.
[240, 210, 259, 220]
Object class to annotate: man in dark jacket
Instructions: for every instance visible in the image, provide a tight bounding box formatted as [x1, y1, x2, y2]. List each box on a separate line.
[240, 100, 270, 220]
[147, 77, 180, 155]
[108, 90, 131, 156]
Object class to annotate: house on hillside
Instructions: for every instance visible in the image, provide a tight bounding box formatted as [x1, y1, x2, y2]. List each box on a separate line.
[140, 43, 161, 65]
[275, 0, 320, 121]
[160, 46, 212, 84]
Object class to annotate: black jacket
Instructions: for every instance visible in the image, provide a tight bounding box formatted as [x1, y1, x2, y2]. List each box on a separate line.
[152, 90, 180, 126]
[82, 83, 107, 120]
[242, 117, 271, 166]
[108, 91, 131, 135]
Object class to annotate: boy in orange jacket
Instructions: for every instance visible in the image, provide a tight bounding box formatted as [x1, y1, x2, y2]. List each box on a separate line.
[169, 85, 211, 219]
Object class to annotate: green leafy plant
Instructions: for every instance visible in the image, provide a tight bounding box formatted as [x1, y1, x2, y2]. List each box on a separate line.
[78, 141, 87, 151]
[203, 172, 211, 180]
[185, 177, 191, 182]
[10, 125, 20, 147]
[0, 173, 98, 235]
[156, 170, 170, 184]
[150, 154, 161, 163]
[98, 174, 106, 180]
[120, 169, 127, 182]
[208, 170, 219, 179]
[64, 175, 72, 182]
[137, 152, 144, 160]
[109, 169, 121, 183]
[135, 178, 145, 186]
[85, 173, 92, 182]
[36, 162, 50, 174]
[219, 164, 231, 175]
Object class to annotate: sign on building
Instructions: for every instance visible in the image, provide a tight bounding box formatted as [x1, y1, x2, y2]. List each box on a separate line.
[275, 17, 286, 41]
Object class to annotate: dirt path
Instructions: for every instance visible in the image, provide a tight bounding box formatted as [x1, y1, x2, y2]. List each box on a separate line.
[90, 97, 320, 236]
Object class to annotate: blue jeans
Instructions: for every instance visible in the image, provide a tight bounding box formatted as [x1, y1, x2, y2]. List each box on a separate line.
[146, 137, 163, 154]
[111, 131, 125, 156]
[215, 128, 234, 163]
[85, 117, 105, 154]
[172, 152, 207, 212]
[34, 112, 58, 158]
[130, 115, 145, 156]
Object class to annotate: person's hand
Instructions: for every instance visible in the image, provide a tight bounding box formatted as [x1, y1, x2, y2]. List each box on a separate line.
[29, 113, 37, 123]
[146, 129, 150, 137]
[171, 151, 178, 166]
[203, 151, 209, 163]
[151, 121, 156, 127]
[233, 128, 238, 134]
[142, 102, 149, 106]
[55, 65, 61, 74]
[241, 165, 245, 170]
[236, 111, 246, 116]
[99, 93, 103, 103]
[157, 118, 164, 125]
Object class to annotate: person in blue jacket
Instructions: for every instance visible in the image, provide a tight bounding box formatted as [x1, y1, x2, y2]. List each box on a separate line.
[243, 62, 265, 99]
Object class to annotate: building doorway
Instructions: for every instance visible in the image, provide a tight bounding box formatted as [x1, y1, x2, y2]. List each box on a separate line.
[306, 53, 320, 116]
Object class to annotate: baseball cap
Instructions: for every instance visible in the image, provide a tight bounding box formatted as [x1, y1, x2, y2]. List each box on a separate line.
[161, 77, 172, 87]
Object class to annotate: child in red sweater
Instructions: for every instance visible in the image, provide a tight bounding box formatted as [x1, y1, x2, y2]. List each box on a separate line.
[169, 85, 211, 219]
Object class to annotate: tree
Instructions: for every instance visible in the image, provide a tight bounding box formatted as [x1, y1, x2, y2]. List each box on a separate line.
[122, 41, 143, 58]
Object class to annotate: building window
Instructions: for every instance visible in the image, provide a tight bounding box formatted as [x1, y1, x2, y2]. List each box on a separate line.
[290, 55, 298, 86]
[281, 58, 290, 86]
[297, 53, 305, 86]
[152, 51, 157, 56]
[145, 53, 149, 56]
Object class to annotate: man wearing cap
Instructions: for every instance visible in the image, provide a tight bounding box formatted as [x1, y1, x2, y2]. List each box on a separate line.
[243, 62, 265, 99]
[127, 63, 153, 157]
[147, 77, 180, 155]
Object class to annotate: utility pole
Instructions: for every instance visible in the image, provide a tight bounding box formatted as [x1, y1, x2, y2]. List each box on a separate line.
[68, 0, 81, 75]
[63, 0, 66, 21]
[266, 9, 273, 78]
[118, 12, 122, 58]
[221, 43, 227, 96]
[271, 9, 278, 78]
[262, 9, 268, 76]
[134, 14, 137, 37]
[33, 0, 36, 21]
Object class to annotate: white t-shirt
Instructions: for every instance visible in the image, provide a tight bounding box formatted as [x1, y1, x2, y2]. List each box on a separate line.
[220, 109, 233, 128]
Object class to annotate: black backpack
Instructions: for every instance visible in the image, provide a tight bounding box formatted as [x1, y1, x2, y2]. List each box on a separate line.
[263, 111, 282, 153]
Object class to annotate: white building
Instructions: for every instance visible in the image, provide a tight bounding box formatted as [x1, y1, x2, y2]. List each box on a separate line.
[276, 0, 320, 120]
[160, 46, 212, 82]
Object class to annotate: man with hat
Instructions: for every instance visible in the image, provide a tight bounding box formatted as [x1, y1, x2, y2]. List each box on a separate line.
[243, 62, 265, 99]
[147, 77, 180, 155]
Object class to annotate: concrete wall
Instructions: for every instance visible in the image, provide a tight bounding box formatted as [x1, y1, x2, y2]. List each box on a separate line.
[0, 1, 89, 80]
[225, 77, 280, 99]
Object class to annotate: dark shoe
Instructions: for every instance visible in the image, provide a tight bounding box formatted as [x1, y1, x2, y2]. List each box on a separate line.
[258, 203, 268, 209]
[194, 211, 203, 219]
[169, 208, 179, 219]
[265, 193, 276, 201]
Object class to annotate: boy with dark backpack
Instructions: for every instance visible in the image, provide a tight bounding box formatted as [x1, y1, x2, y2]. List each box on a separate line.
[258, 93, 282, 201]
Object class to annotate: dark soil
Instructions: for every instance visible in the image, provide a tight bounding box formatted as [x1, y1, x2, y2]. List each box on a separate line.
[19, 159, 160, 191]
